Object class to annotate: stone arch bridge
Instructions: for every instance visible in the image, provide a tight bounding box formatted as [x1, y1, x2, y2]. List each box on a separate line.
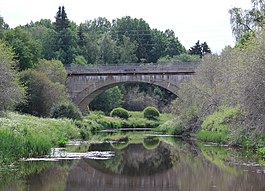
[66, 63, 196, 114]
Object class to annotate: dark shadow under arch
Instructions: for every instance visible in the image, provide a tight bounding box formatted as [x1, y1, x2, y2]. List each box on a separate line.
[76, 80, 179, 114]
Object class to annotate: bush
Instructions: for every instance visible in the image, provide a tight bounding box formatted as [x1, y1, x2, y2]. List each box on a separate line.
[50, 102, 82, 120]
[143, 106, 160, 120]
[156, 118, 184, 135]
[110, 107, 129, 119]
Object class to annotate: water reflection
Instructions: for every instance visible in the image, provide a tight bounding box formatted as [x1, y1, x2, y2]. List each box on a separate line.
[1, 135, 265, 191]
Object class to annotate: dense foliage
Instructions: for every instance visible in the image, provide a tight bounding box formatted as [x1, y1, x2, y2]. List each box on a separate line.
[110, 107, 129, 119]
[188, 40, 211, 58]
[90, 86, 124, 114]
[143, 106, 160, 120]
[1, 10, 187, 66]
[50, 102, 82, 120]
[18, 60, 68, 117]
[0, 40, 24, 113]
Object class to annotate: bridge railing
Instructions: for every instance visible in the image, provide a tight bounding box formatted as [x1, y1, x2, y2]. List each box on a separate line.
[66, 62, 198, 74]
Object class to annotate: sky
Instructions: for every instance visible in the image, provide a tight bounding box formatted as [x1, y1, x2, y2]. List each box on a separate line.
[1, 0, 252, 53]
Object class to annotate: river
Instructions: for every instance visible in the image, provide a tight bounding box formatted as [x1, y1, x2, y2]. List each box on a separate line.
[1, 132, 265, 191]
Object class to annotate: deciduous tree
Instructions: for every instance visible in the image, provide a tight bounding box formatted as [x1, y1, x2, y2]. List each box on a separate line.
[0, 40, 24, 113]
[4, 27, 41, 70]
[229, 0, 265, 42]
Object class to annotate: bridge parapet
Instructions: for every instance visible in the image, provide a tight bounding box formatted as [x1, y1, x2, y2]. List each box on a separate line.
[66, 62, 198, 75]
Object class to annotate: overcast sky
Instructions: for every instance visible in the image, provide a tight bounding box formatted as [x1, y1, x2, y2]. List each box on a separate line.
[1, 0, 252, 53]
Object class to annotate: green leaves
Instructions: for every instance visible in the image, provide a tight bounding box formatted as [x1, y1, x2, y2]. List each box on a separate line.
[229, 0, 265, 42]
[18, 59, 68, 117]
[90, 86, 124, 114]
[4, 27, 41, 70]
[0, 40, 25, 112]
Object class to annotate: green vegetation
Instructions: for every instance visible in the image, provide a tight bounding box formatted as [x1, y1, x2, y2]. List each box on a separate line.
[17, 60, 68, 117]
[110, 107, 129, 119]
[50, 102, 82, 120]
[83, 111, 172, 132]
[90, 87, 124, 115]
[1, 1, 265, 169]
[0, 112, 80, 165]
[143, 106, 160, 120]
[196, 106, 242, 143]
[0, 40, 24, 114]
[171, 1, 265, 157]
[157, 54, 201, 64]
[155, 118, 184, 135]
[198, 143, 240, 174]
[143, 136, 160, 150]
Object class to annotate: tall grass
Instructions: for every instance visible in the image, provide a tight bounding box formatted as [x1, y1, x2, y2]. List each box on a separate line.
[0, 112, 80, 165]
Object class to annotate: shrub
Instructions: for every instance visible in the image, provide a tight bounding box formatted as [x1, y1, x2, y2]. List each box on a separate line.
[156, 118, 184, 135]
[110, 107, 129, 119]
[143, 106, 160, 120]
[50, 102, 82, 120]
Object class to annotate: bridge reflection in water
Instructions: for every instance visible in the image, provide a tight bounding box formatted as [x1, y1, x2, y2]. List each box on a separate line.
[66, 141, 178, 191]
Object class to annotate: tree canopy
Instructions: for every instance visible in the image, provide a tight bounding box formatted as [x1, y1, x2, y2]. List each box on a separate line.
[0, 40, 24, 113]
[0, 7, 192, 66]
[188, 40, 211, 58]
[229, 0, 265, 42]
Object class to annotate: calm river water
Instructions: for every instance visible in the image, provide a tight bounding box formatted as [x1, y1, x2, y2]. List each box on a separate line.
[1, 133, 265, 191]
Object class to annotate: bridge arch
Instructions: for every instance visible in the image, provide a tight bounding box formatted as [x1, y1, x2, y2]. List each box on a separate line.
[66, 64, 195, 114]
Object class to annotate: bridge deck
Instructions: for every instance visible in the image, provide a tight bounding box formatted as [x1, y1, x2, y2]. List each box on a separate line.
[66, 63, 197, 75]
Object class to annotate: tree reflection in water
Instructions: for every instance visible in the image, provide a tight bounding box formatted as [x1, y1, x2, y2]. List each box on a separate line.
[1, 136, 265, 191]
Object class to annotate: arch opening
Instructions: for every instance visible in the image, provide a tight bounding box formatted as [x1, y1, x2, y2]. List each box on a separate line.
[79, 81, 178, 115]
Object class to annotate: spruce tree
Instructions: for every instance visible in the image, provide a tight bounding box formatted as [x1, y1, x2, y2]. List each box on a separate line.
[54, 6, 69, 32]
[201, 42, 211, 56]
[189, 40, 202, 57]
[189, 40, 211, 58]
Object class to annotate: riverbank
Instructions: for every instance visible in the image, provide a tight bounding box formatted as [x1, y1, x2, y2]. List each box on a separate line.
[0, 112, 80, 165]
[0, 111, 173, 165]
[194, 107, 265, 159]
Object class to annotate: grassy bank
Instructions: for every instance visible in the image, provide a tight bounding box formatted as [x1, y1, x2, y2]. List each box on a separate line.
[0, 111, 174, 165]
[196, 106, 242, 144]
[83, 111, 173, 133]
[194, 106, 265, 159]
[0, 112, 80, 165]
